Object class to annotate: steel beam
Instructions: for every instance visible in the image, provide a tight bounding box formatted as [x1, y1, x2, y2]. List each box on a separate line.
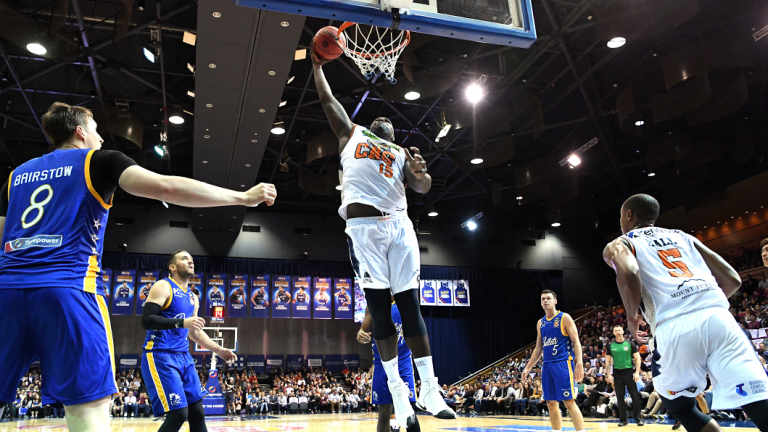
[0, 44, 51, 146]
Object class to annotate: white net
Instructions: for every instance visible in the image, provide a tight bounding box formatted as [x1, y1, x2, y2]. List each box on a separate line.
[339, 23, 410, 84]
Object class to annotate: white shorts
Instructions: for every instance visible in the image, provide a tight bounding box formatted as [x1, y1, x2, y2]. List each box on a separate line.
[652, 307, 768, 410]
[344, 213, 420, 295]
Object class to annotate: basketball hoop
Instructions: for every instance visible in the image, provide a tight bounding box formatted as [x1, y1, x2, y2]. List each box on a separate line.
[337, 22, 411, 84]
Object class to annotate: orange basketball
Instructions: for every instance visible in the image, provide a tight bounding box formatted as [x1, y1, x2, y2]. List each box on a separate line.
[312, 26, 346, 61]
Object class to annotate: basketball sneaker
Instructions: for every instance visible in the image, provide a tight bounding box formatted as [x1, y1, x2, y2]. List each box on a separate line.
[416, 377, 456, 419]
[388, 378, 420, 432]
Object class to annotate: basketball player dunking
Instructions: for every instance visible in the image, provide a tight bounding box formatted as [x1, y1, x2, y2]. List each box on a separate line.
[313, 51, 454, 431]
[603, 194, 768, 431]
[0, 102, 275, 431]
[522, 290, 586, 432]
[141, 250, 236, 432]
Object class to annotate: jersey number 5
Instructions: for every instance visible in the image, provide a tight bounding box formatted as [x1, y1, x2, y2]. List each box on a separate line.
[657, 248, 693, 278]
[21, 184, 53, 229]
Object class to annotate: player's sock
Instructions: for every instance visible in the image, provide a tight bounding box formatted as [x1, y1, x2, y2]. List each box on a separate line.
[414, 356, 435, 382]
[381, 357, 401, 383]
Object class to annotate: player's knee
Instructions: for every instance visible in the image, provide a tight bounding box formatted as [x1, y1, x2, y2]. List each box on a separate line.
[546, 400, 559, 408]
[164, 407, 188, 428]
[364, 289, 397, 339]
[394, 289, 427, 337]
[662, 396, 710, 431]
[742, 399, 768, 428]
[188, 401, 205, 420]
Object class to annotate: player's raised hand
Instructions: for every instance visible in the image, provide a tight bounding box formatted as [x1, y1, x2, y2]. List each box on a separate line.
[217, 348, 238, 363]
[244, 183, 277, 207]
[310, 49, 330, 66]
[356, 328, 372, 344]
[183, 316, 206, 331]
[404, 147, 427, 177]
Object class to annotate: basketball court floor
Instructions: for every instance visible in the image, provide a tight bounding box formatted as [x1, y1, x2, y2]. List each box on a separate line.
[0, 414, 760, 431]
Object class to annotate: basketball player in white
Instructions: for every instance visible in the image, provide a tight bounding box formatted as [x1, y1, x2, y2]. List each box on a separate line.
[603, 194, 768, 431]
[312, 50, 455, 431]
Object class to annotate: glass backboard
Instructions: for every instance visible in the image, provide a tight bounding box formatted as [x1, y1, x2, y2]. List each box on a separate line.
[235, 0, 536, 47]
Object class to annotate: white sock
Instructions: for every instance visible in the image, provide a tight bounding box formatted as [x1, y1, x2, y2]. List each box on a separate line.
[414, 356, 435, 383]
[382, 357, 401, 384]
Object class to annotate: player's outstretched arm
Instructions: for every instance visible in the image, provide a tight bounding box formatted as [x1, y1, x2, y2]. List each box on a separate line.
[141, 280, 205, 330]
[603, 238, 643, 335]
[690, 236, 741, 297]
[522, 319, 543, 381]
[311, 52, 354, 147]
[356, 308, 373, 344]
[186, 295, 237, 362]
[403, 147, 432, 194]
[563, 313, 584, 382]
[118, 165, 276, 208]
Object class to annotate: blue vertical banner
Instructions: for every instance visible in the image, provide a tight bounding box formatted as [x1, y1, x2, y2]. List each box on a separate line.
[135, 271, 159, 314]
[437, 280, 454, 306]
[250, 275, 270, 318]
[333, 278, 353, 319]
[420, 279, 436, 306]
[189, 273, 205, 312]
[292, 276, 311, 319]
[271, 275, 291, 318]
[312, 277, 332, 319]
[111, 270, 135, 315]
[227, 274, 248, 318]
[453, 279, 470, 306]
[353, 280, 367, 323]
[101, 269, 112, 305]
[206, 274, 228, 317]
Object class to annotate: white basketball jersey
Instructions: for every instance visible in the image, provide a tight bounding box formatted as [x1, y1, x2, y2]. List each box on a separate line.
[623, 226, 729, 333]
[338, 125, 408, 220]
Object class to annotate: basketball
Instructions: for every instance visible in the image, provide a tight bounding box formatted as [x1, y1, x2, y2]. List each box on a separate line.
[312, 26, 346, 61]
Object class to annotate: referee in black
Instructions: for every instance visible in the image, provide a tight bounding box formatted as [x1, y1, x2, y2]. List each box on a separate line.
[606, 325, 644, 426]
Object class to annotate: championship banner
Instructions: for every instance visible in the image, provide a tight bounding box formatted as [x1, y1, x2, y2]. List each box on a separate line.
[189, 273, 205, 311]
[437, 280, 454, 306]
[101, 269, 112, 304]
[292, 276, 311, 319]
[271, 275, 291, 318]
[333, 278, 353, 319]
[111, 270, 135, 315]
[420, 280, 436, 306]
[250, 274, 270, 318]
[135, 271, 159, 314]
[453, 279, 470, 306]
[227, 274, 248, 318]
[206, 274, 228, 317]
[353, 280, 367, 323]
[312, 277, 332, 319]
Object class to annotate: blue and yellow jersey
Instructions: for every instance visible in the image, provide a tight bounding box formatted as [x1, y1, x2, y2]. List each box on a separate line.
[144, 277, 196, 352]
[372, 303, 412, 365]
[541, 311, 573, 363]
[0, 149, 110, 294]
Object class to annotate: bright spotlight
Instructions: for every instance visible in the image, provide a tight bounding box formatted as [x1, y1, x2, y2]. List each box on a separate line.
[470, 157, 484, 165]
[271, 126, 286, 135]
[465, 82, 485, 105]
[26, 42, 47, 56]
[461, 212, 483, 232]
[154, 144, 166, 158]
[404, 91, 421, 101]
[647, 172, 656, 177]
[427, 211, 439, 217]
[335, 185, 342, 191]
[142, 46, 156, 63]
[551, 222, 561, 228]
[168, 114, 184, 125]
[634, 120, 645, 126]
[516, 195, 524, 201]
[606, 36, 626, 49]
[466, 220, 478, 231]
[567, 153, 582, 168]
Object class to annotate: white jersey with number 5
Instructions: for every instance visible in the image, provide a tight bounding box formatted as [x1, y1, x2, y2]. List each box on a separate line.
[622, 227, 729, 333]
[338, 125, 407, 220]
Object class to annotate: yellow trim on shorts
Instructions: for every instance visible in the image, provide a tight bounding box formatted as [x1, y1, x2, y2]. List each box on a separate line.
[84, 149, 112, 209]
[83, 255, 100, 293]
[566, 356, 576, 398]
[146, 352, 170, 412]
[145, 339, 154, 351]
[96, 295, 117, 390]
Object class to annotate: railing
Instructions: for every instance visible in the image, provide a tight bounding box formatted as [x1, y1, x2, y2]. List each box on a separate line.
[451, 306, 602, 387]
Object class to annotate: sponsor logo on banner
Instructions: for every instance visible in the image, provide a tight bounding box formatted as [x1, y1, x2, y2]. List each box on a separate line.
[4, 234, 63, 252]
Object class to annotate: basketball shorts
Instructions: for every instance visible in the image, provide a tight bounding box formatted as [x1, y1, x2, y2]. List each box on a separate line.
[542, 358, 577, 401]
[652, 307, 768, 410]
[371, 353, 416, 405]
[0, 288, 116, 405]
[141, 350, 204, 416]
[345, 213, 420, 295]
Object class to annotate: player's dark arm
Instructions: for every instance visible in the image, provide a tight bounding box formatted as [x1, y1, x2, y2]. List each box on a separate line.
[311, 56, 354, 146]
[603, 238, 643, 335]
[632, 349, 641, 377]
[403, 147, 432, 194]
[563, 313, 585, 382]
[356, 308, 373, 344]
[522, 320, 543, 376]
[691, 236, 741, 297]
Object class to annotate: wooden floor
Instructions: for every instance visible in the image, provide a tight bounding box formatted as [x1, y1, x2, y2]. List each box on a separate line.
[0, 414, 760, 431]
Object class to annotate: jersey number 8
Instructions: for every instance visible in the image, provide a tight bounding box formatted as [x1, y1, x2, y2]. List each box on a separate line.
[21, 184, 53, 229]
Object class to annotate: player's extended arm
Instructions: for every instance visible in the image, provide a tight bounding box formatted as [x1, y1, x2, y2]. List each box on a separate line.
[403, 147, 432, 194]
[187, 296, 236, 361]
[603, 238, 643, 335]
[118, 165, 276, 208]
[311, 57, 354, 147]
[691, 236, 742, 297]
[564, 313, 585, 382]
[356, 308, 373, 344]
[632, 352, 641, 381]
[522, 320, 543, 378]
[141, 280, 205, 330]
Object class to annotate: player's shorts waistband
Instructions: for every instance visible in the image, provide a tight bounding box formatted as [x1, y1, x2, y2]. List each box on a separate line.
[346, 212, 408, 226]
[655, 305, 729, 331]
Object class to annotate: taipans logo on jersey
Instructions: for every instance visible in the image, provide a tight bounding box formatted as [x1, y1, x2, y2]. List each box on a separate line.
[169, 393, 182, 407]
[542, 336, 559, 348]
[4, 234, 63, 252]
[553, 319, 560, 328]
[668, 386, 697, 396]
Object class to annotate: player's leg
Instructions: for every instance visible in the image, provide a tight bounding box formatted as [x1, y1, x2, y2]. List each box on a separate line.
[563, 399, 585, 430]
[377, 404, 393, 432]
[0, 290, 33, 413]
[546, 400, 563, 430]
[141, 351, 190, 432]
[541, 363, 562, 429]
[187, 401, 207, 432]
[741, 400, 768, 431]
[181, 352, 207, 432]
[64, 397, 112, 432]
[662, 396, 719, 432]
[372, 363, 398, 432]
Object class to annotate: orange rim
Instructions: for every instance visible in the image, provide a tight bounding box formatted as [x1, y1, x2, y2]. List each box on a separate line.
[337, 21, 411, 59]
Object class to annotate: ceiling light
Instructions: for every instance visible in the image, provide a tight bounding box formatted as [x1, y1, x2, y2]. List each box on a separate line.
[271, 126, 286, 135]
[427, 211, 439, 217]
[470, 157, 484, 165]
[335, 185, 342, 191]
[244, 163, 252, 168]
[26, 42, 46, 56]
[647, 172, 656, 177]
[279, 100, 287, 107]
[280, 21, 291, 27]
[551, 222, 562, 228]
[168, 114, 184, 125]
[208, 63, 216, 69]
[634, 120, 644, 126]
[404, 91, 421, 101]
[606, 36, 626, 49]
[211, 11, 222, 18]
[294, 49, 307, 61]
[205, 103, 213, 108]
[567, 153, 582, 168]
[186, 63, 195, 73]
[154, 144, 166, 158]
[187, 90, 195, 98]
[465, 82, 486, 105]
[516, 196, 524, 201]
[465, 220, 478, 231]
[287, 75, 295, 85]
[161, 201, 169, 208]
[142, 47, 156, 63]
[202, 160, 208, 164]
[182, 31, 197, 46]
[435, 123, 451, 142]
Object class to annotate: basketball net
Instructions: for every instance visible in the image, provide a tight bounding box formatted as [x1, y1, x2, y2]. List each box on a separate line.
[338, 22, 410, 84]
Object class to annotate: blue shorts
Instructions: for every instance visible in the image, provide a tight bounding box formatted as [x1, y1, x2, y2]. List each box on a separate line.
[141, 350, 204, 416]
[0, 288, 116, 405]
[542, 359, 577, 401]
[371, 354, 416, 405]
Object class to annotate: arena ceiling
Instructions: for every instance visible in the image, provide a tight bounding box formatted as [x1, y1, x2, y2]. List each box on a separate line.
[0, 0, 765, 244]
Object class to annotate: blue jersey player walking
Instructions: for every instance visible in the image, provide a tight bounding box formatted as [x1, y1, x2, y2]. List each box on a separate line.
[523, 290, 586, 432]
[0, 102, 276, 431]
[357, 302, 416, 432]
[141, 250, 236, 432]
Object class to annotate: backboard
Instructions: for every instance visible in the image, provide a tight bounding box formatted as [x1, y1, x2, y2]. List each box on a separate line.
[235, 0, 536, 47]
[193, 327, 238, 353]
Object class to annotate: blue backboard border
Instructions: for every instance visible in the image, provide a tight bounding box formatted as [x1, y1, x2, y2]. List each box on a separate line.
[236, 0, 537, 47]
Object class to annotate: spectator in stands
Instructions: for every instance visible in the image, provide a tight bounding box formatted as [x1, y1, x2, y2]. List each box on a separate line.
[124, 391, 137, 418]
[110, 392, 123, 417]
[138, 392, 150, 417]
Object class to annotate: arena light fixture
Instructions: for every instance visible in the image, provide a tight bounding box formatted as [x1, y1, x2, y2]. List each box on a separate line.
[607, 36, 626, 49]
[26, 42, 47, 56]
[427, 211, 439, 217]
[142, 46, 156, 63]
[335, 184, 342, 191]
[470, 157, 484, 165]
[566, 153, 582, 168]
[551, 222, 562, 228]
[461, 212, 484, 232]
[435, 123, 451, 142]
[404, 90, 421, 101]
[465, 82, 486, 105]
[271, 126, 286, 135]
[516, 195, 524, 201]
[634, 120, 644, 126]
[154, 144, 166, 158]
[168, 114, 184, 125]
[647, 172, 656, 177]
[465, 220, 478, 231]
